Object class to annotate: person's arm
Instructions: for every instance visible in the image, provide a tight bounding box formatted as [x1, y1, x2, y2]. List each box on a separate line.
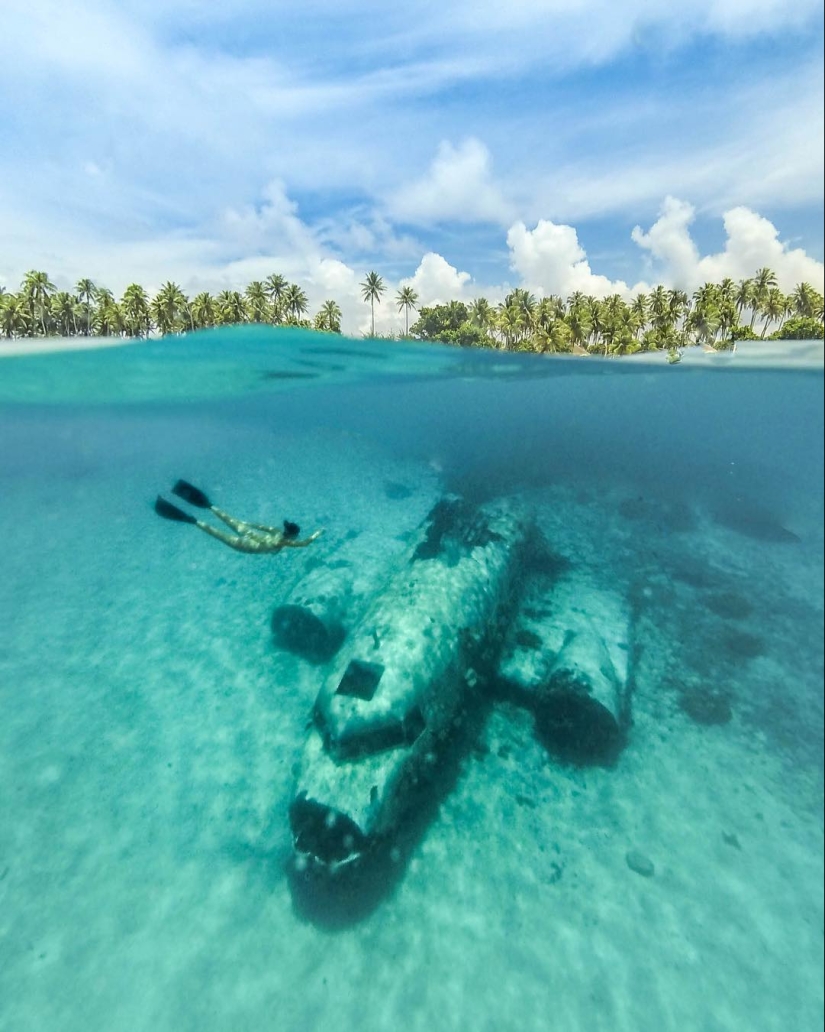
[279, 529, 324, 548]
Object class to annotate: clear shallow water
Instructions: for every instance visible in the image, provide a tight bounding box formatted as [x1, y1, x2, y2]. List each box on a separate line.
[1, 329, 823, 1032]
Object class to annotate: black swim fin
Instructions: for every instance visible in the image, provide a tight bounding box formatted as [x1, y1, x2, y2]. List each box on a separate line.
[155, 496, 197, 524]
[172, 479, 212, 509]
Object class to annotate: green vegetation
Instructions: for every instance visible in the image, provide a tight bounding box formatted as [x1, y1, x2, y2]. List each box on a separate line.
[408, 277, 824, 356]
[773, 316, 824, 340]
[1, 268, 822, 357]
[0, 273, 339, 339]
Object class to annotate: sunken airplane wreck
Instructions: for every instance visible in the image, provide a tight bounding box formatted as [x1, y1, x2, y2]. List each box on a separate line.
[288, 495, 533, 873]
[284, 495, 635, 875]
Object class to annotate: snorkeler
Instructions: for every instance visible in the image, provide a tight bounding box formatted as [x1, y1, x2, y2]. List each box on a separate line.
[154, 480, 323, 555]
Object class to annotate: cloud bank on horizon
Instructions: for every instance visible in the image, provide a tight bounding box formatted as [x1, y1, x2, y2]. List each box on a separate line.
[1, 0, 822, 334]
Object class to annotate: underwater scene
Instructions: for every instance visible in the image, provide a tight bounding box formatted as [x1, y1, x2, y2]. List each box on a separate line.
[1, 329, 823, 1032]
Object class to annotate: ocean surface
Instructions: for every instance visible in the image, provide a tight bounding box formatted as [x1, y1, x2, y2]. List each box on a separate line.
[1, 329, 823, 1032]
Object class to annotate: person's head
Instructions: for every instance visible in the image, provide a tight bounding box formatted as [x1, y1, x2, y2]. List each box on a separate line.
[283, 520, 300, 539]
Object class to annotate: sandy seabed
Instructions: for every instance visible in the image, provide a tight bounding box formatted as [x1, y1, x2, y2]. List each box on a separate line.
[0, 420, 822, 1032]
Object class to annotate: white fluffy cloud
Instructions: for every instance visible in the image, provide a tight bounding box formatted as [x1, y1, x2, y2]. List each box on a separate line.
[633, 197, 825, 291]
[502, 199, 824, 305]
[507, 220, 645, 299]
[630, 197, 699, 283]
[220, 181, 319, 258]
[387, 139, 514, 225]
[401, 253, 474, 305]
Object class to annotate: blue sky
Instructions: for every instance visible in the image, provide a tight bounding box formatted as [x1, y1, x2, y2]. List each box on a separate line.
[1, 0, 823, 333]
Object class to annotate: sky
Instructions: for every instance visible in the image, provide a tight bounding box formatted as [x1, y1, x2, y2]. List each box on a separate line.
[1, 0, 823, 334]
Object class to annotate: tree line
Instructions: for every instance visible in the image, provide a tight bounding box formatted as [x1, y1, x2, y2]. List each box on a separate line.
[0, 272, 345, 339]
[1, 267, 822, 355]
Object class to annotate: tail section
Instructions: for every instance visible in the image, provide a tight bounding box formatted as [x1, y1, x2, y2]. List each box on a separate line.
[155, 496, 198, 524]
[172, 479, 212, 509]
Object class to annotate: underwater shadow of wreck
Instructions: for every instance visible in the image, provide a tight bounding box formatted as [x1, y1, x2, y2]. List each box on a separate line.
[491, 676, 627, 768]
[286, 696, 492, 930]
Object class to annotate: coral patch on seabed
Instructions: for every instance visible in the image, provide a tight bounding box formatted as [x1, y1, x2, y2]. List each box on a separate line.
[678, 687, 734, 726]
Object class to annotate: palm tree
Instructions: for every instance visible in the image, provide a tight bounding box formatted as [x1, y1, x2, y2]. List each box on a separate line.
[649, 285, 670, 332]
[93, 296, 124, 337]
[752, 266, 778, 294]
[598, 294, 627, 356]
[668, 288, 690, 329]
[534, 297, 557, 334]
[52, 291, 79, 336]
[191, 292, 217, 329]
[395, 286, 419, 336]
[265, 274, 288, 324]
[218, 288, 248, 324]
[22, 270, 55, 335]
[496, 303, 526, 350]
[610, 306, 639, 355]
[245, 281, 270, 323]
[717, 299, 738, 343]
[536, 319, 573, 354]
[761, 288, 786, 338]
[693, 282, 719, 311]
[548, 295, 567, 320]
[564, 305, 591, 351]
[93, 287, 117, 335]
[751, 267, 777, 330]
[216, 290, 248, 325]
[734, 278, 754, 324]
[718, 278, 736, 305]
[283, 283, 309, 322]
[791, 282, 817, 319]
[469, 297, 493, 333]
[0, 294, 30, 338]
[75, 278, 96, 335]
[360, 271, 385, 336]
[686, 303, 723, 347]
[152, 281, 188, 335]
[315, 300, 342, 333]
[585, 296, 604, 351]
[781, 293, 796, 333]
[630, 292, 649, 334]
[180, 298, 195, 332]
[121, 284, 151, 337]
[506, 288, 537, 326]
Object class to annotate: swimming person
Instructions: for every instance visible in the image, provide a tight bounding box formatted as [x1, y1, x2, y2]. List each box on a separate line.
[154, 480, 323, 555]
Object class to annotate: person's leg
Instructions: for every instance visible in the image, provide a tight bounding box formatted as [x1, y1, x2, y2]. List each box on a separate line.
[200, 498, 297, 539]
[208, 506, 259, 535]
[210, 510, 302, 541]
[193, 520, 257, 552]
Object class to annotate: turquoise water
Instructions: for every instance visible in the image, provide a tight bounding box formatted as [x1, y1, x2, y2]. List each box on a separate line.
[1, 329, 823, 1032]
